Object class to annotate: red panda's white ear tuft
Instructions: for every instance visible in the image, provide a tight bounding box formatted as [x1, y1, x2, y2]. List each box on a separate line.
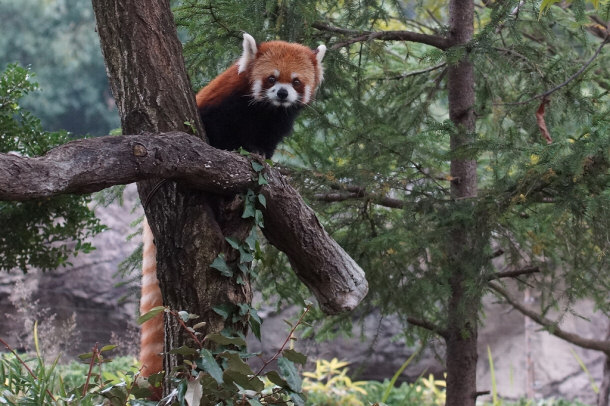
[315, 44, 326, 65]
[237, 33, 258, 74]
[314, 44, 327, 83]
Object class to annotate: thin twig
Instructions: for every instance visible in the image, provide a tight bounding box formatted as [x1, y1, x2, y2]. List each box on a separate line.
[500, 38, 609, 106]
[488, 282, 610, 353]
[252, 304, 312, 378]
[312, 22, 452, 50]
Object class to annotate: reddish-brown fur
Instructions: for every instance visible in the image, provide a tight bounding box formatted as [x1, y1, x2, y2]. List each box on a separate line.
[196, 41, 323, 108]
[139, 222, 164, 376]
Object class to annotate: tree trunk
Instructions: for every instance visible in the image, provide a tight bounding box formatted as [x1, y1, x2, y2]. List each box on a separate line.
[445, 1, 481, 405]
[91, 0, 252, 390]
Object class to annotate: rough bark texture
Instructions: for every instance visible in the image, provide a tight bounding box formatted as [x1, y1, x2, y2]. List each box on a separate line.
[261, 170, 368, 314]
[446, 1, 480, 405]
[91, 0, 252, 387]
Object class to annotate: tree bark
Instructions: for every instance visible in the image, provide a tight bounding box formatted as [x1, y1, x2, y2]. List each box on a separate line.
[445, 1, 481, 405]
[91, 0, 253, 389]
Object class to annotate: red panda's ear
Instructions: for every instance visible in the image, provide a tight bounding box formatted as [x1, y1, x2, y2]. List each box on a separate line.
[237, 33, 258, 74]
[314, 44, 327, 83]
[314, 44, 327, 65]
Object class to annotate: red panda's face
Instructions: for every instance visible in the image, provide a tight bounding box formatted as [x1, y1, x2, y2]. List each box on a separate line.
[237, 35, 326, 108]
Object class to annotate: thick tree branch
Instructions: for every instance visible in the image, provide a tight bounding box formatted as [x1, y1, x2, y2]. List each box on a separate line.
[312, 22, 452, 50]
[0, 132, 368, 314]
[489, 282, 610, 354]
[0, 133, 252, 200]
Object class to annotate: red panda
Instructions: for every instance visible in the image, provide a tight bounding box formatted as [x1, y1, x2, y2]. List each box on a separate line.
[139, 33, 326, 382]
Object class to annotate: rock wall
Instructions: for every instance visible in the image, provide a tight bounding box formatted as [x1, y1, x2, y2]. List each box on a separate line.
[0, 185, 605, 403]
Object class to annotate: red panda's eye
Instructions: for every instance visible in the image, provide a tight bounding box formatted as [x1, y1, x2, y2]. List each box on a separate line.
[267, 76, 276, 84]
[292, 78, 301, 86]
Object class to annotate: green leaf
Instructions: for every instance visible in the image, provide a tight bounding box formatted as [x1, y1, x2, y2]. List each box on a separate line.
[205, 332, 247, 347]
[210, 255, 233, 277]
[242, 203, 256, 219]
[245, 229, 257, 251]
[221, 352, 254, 375]
[178, 311, 190, 322]
[212, 304, 235, 320]
[137, 306, 165, 324]
[100, 344, 117, 353]
[257, 193, 267, 208]
[265, 371, 289, 389]
[278, 358, 301, 392]
[251, 161, 264, 172]
[168, 346, 199, 357]
[282, 349, 306, 365]
[224, 369, 264, 392]
[290, 392, 306, 406]
[248, 307, 262, 341]
[225, 236, 241, 249]
[239, 247, 254, 264]
[197, 349, 224, 385]
[248, 399, 264, 406]
[258, 173, 268, 185]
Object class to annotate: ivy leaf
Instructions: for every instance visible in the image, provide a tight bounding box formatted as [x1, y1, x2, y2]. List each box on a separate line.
[242, 203, 256, 219]
[210, 255, 233, 277]
[258, 173, 268, 185]
[248, 308, 262, 341]
[221, 353, 255, 375]
[278, 358, 301, 392]
[265, 371, 289, 389]
[168, 346, 199, 357]
[245, 229, 257, 251]
[225, 236, 241, 249]
[205, 332, 247, 347]
[239, 247, 254, 264]
[224, 369, 264, 392]
[282, 349, 307, 365]
[197, 349, 224, 384]
[251, 161, 264, 172]
[257, 193, 267, 208]
[212, 304, 235, 320]
[137, 306, 165, 324]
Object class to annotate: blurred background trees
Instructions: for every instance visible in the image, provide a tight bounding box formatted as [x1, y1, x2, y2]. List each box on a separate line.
[0, 0, 119, 136]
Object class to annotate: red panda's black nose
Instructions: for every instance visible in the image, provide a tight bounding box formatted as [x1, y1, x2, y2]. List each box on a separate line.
[277, 88, 289, 100]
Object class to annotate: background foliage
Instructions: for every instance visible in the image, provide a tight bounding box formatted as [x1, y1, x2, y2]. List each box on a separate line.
[0, 64, 104, 271]
[175, 0, 610, 341]
[0, 0, 119, 136]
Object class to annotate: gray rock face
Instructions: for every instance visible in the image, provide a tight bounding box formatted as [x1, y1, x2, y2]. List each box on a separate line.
[0, 185, 605, 403]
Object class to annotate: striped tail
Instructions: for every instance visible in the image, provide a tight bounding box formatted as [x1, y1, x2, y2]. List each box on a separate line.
[139, 219, 164, 378]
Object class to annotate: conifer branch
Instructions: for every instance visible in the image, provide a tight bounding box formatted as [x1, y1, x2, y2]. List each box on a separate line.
[500, 37, 609, 106]
[488, 282, 610, 353]
[314, 190, 405, 209]
[407, 316, 449, 339]
[312, 22, 452, 50]
[488, 266, 540, 281]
